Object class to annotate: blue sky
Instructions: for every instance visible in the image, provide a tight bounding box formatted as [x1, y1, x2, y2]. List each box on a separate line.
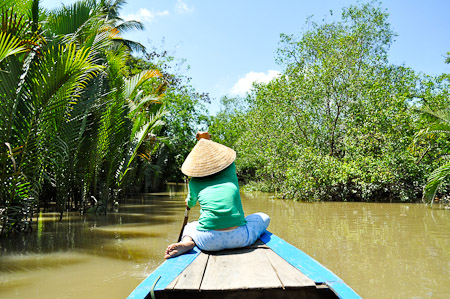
[41, 0, 450, 114]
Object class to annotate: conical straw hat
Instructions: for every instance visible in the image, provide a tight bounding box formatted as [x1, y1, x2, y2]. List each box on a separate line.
[181, 139, 236, 177]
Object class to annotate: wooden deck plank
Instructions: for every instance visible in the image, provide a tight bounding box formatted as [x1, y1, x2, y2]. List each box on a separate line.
[264, 248, 316, 288]
[129, 232, 360, 299]
[165, 271, 181, 290]
[260, 231, 341, 283]
[260, 231, 362, 299]
[200, 247, 283, 290]
[168, 252, 209, 290]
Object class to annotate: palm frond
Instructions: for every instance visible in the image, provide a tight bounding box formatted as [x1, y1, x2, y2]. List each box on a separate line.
[128, 94, 161, 118]
[416, 105, 450, 124]
[32, 43, 101, 125]
[414, 124, 450, 140]
[0, 1, 14, 11]
[118, 38, 146, 53]
[423, 161, 450, 205]
[124, 70, 161, 99]
[116, 105, 167, 185]
[115, 20, 144, 32]
[101, 0, 127, 20]
[0, 48, 37, 148]
[48, 0, 98, 36]
[0, 32, 28, 63]
[1, 7, 29, 36]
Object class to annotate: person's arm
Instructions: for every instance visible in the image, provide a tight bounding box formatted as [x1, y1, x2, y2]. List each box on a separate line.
[185, 183, 198, 208]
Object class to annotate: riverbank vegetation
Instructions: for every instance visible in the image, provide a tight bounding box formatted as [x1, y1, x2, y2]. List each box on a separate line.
[209, 2, 450, 204]
[0, 0, 207, 236]
[1, 1, 449, 236]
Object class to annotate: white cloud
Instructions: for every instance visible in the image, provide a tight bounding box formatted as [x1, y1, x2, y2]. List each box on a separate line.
[230, 70, 280, 95]
[123, 8, 169, 23]
[176, 0, 194, 14]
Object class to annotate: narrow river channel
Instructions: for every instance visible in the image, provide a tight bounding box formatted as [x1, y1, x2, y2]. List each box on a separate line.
[1, 184, 449, 298]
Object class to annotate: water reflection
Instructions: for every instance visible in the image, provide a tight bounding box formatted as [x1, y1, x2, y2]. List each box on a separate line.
[1, 185, 449, 299]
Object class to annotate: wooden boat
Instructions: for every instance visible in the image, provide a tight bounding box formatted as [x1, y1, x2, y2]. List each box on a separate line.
[127, 231, 361, 299]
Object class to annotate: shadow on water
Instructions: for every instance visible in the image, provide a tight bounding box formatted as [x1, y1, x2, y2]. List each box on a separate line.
[1, 253, 89, 272]
[0, 184, 188, 258]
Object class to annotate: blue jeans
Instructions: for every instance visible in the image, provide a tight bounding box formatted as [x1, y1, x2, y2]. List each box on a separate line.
[182, 212, 270, 251]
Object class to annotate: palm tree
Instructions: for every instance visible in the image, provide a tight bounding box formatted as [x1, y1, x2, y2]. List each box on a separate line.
[116, 70, 167, 188]
[99, 0, 146, 53]
[43, 0, 162, 215]
[414, 105, 450, 206]
[0, 1, 102, 233]
[0, 0, 165, 233]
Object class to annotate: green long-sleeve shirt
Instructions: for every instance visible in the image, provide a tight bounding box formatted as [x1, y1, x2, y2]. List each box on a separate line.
[186, 162, 247, 231]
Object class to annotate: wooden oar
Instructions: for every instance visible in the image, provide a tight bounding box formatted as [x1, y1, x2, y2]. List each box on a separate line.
[178, 207, 190, 242]
[176, 131, 208, 242]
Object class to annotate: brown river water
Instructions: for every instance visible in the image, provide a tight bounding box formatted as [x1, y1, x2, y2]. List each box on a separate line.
[1, 184, 449, 299]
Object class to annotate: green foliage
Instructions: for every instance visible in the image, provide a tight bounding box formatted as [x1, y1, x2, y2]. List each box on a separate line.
[413, 105, 450, 205]
[211, 2, 444, 202]
[125, 51, 209, 188]
[0, 0, 166, 235]
[209, 96, 247, 148]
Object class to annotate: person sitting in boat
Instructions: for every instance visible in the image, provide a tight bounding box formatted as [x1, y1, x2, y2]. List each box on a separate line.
[164, 132, 270, 259]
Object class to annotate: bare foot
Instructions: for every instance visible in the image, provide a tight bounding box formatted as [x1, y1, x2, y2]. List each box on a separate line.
[164, 239, 195, 259]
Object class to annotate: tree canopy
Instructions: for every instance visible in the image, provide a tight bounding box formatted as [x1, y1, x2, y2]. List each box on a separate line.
[209, 2, 450, 203]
